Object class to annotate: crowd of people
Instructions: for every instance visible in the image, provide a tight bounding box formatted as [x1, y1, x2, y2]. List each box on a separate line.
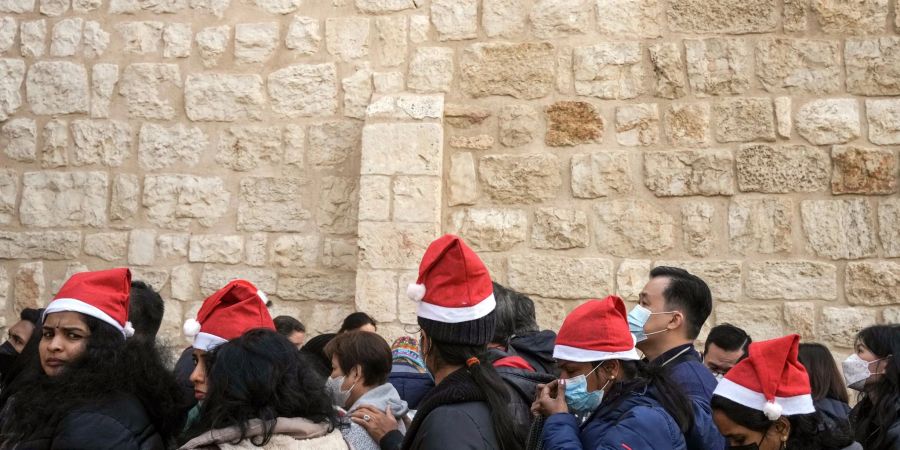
[0, 233, 897, 450]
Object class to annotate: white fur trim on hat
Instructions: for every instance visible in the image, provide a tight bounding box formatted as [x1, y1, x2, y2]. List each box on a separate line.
[407, 283, 426, 302]
[416, 293, 495, 324]
[553, 344, 641, 363]
[123, 321, 135, 338]
[44, 298, 127, 337]
[713, 378, 815, 417]
[192, 331, 228, 352]
[183, 318, 201, 338]
[257, 289, 269, 305]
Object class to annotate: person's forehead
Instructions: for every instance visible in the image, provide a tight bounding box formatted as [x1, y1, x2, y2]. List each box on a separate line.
[706, 343, 742, 363]
[641, 277, 669, 298]
[43, 311, 88, 328]
[9, 319, 33, 335]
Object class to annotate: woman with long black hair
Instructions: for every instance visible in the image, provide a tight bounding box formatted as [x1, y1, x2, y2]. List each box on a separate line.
[0, 268, 183, 449]
[532, 296, 692, 449]
[798, 343, 861, 450]
[845, 324, 900, 450]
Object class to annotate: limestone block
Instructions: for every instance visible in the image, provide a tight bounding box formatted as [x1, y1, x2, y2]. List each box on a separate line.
[361, 123, 442, 176]
[355, 270, 397, 322]
[685, 38, 750, 97]
[111, 174, 139, 224]
[19, 20, 45, 58]
[393, 176, 439, 224]
[846, 37, 900, 96]
[616, 259, 651, 301]
[39, 0, 68, 14]
[615, 104, 658, 147]
[200, 266, 276, 297]
[128, 229, 156, 266]
[375, 15, 406, 67]
[20, 171, 107, 228]
[253, 0, 298, 13]
[531, 0, 591, 38]
[2, 118, 36, 162]
[409, 14, 429, 43]
[746, 261, 837, 300]
[0, 0, 33, 13]
[444, 104, 491, 128]
[431, 0, 477, 40]
[729, 198, 792, 254]
[84, 232, 128, 261]
[508, 255, 613, 300]
[531, 207, 589, 250]
[15, 262, 44, 312]
[0, 58, 23, 121]
[498, 104, 538, 147]
[286, 16, 320, 55]
[846, 261, 900, 306]
[546, 101, 604, 146]
[717, 304, 784, 340]
[322, 237, 357, 271]
[460, 42, 555, 99]
[309, 120, 361, 168]
[342, 66, 372, 120]
[358, 176, 390, 221]
[812, 0, 888, 34]
[573, 42, 642, 99]
[115, 21, 163, 54]
[0, 170, 16, 224]
[195, 26, 228, 68]
[736, 144, 829, 193]
[449, 135, 494, 150]
[366, 93, 443, 120]
[163, 23, 191, 58]
[408, 47, 453, 93]
[867, 99, 900, 145]
[666, 0, 777, 33]
[82, 21, 108, 58]
[448, 153, 477, 206]
[783, 302, 816, 340]
[189, 0, 230, 18]
[643, 149, 734, 197]
[185, 74, 265, 122]
[268, 63, 337, 118]
[594, 200, 674, 256]
[880, 198, 900, 257]
[0, 17, 13, 54]
[557, 46, 573, 94]
[217, 125, 283, 171]
[50, 18, 81, 57]
[26, 61, 87, 115]
[139, 124, 207, 171]
[143, 175, 229, 229]
[483, 0, 526, 38]
[39, 119, 66, 169]
[358, 222, 437, 269]
[318, 176, 358, 233]
[596, 0, 661, 37]
[755, 38, 841, 94]
[120, 63, 181, 120]
[664, 103, 710, 147]
[271, 235, 318, 267]
[796, 98, 860, 145]
[325, 17, 369, 61]
[715, 98, 776, 143]
[571, 151, 633, 198]
[108, 0, 138, 13]
[821, 307, 876, 348]
[784, 0, 807, 31]
[0, 267, 6, 309]
[373, 72, 404, 93]
[71, 120, 132, 167]
[282, 125, 304, 177]
[234, 22, 278, 64]
[0, 231, 81, 259]
[449, 208, 527, 252]
[681, 201, 715, 257]
[90, 63, 117, 119]
[801, 199, 877, 260]
[355, 0, 413, 13]
[479, 154, 561, 203]
[280, 271, 355, 303]
[775, 97, 792, 138]
[831, 145, 897, 195]
[157, 233, 189, 259]
[238, 177, 309, 232]
[648, 42, 686, 99]
[188, 235, 243, 264]
[655, 260, 741, 302]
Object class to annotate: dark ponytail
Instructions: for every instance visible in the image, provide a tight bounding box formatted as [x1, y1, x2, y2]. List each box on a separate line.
[603, 360, 694, 433]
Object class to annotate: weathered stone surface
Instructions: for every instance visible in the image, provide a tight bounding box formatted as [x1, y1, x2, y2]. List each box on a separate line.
[169, 266, 193, 301]
[796, 98, 860, 145]
[573, 42, 642, 99]
[831, 145, 897, 195]
[20, 171, 107, 228]
[812, 0, 888, 34]
[616, 259, 651, 301]
[286, 16, 320, 55]
[571, 151, 633, 198]
[845, 37, 900, 95]
[784, 0, 807, 31]
[358, 176, 390, 221]
[408, 14, 429, 43]
[449, 208, 527, 252]
[238, 177, 309, 232]
[185, 74, 265, 122]
[84, 232, 128, 261]
[2, 118, 36, 162]
[271, 235, 318, 267]
[361, 123, 442, 176]
[508, 255, 613, 299]
[358, 222, 437, 269]
[821, 307, 876, 348]
[0, 170, 15, 224]
[449, 153, 477, 206]
[189, 0, 230, 18]
[846, 261, 900, 306]
[736, 144, 829, 193]
[200, 267, 276, 297]
[666, 0, 777, 33]
[128, 229, 156, 266]
[90, 63, 117, 119]
[0, 267, 6, 309]
[235, 22, 278, 64]
[393, 176, 439, 224]
[479, 154, 561, 203]
[15, 262, 44, 312]
[115, 21, 163, 54]
[782, 302, 816, 340]
[615, 104, 658, 147]
[801, 199, 877, 260]
[664, 103, 710, 147]
[195, 26, 228, 67]
[342, 66, 372, 119]
[775, 97, 792, 138]
[157, 233, 189, 259]
[431, 0, 476, 40]
[355, 270, 397, 322]
[483, 0, 526, 38]
[880, 198, 900, 257]
[685, 38, 750, 97]
[120, 63, 181, 120]
[546, 101, 604, 146]
[82, 21, 109, 58]
[143, 174, 229, 229]
[322, 237, 357, 271]
[756, 38, 841, 94]
[366, 93, 444, 120]
[325, 17, 369, 60]
[594, 200, 675, 256]
[375, 15, 406, 67]
[715, 98, 776, 143]
[0, 0, 33, 13]
[0, 231, 81, 259]
[531, 0, 591, 38]
[188, 235, 243, 264]
[20, 20, 45, 58]
[408, 47, 453, 93]
[318, 176, 358, 233]
[309, 120, 361, 168]
[139, 123, 207, 171]
[644, 150, 734, 197]
[373, 72, 404, 93]
[280, 271, 355, 303]
[355, 0, 413, 13]
[444, 104, 491, 128]
[656, 260, 741, 302]
[596, 0, 661, 37]
[682, 201, 715, 257]
[50, 18, 82, 57]
[648, 42, 686, 99]
[729, 198, 792, 254]
[0, 58, 24, 121]
[498, 104, 538, 147]
[531, 207, 589, 249]
[162, 23, 191, 58]
[717, 304, 784, 341]
[0, 17, 14, 54]
[71, 120, 132, 167]
[111, 174, 139, 224]
[267, 64, 337, 118]
[460, 42, 556, 99]
[867, 99, 900, 145]
[26, 61, 88, 115]
[449, 135, 494, 150]
[746, 261, 837, 300]
[217, 126, 283, 171]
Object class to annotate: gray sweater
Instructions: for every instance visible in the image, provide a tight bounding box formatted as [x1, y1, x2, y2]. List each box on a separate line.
[340, 383, 410, 450]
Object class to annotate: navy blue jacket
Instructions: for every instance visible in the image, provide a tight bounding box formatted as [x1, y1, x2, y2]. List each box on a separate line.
[542, 389, 686, 450]
[653, 344, 725, 450]
[388, 364, 434, 410]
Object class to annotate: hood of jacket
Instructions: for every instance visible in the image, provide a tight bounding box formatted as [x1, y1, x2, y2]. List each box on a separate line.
[347, 382, 410, 419]
[179, 417, 335, 449]
[508, 330, 558, 375]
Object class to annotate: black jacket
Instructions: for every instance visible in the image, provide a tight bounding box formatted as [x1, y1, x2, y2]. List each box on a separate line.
[508, 331, 558, 377]
[7, 392, 165, 450]
[485, 348, 556, 440]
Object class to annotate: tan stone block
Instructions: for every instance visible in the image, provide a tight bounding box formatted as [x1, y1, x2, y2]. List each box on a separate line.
[715, 98, 776, 143]
[71, 120, 132, 167]
[322, 237, 357, 271]
[189, 235, 243, 264]
[431, 0, 477, 40]
[139, 124, 207, 171]
[846, 261, 900, 306]
[356, 0, 414, 13]
[374, 16, 407, 67]
[664, 103, 710, 147]
[546, 101, 604, 146]
[281, 271, 357, 303]
[244, 233, 267, 267]
[131, 268, 169, 292]
[0, 231, 81, 260]
[499, 104, 539, 147]
[831, 145, 897, 195]
[373, 72, 404, 94]
[409, 15, 429, 43]
[533, 297, 578, 332]
[15, 261, 44, 312]
[1, 118, 35, 162]
[616, 259, 651, 301]
[195, 26, 228, 68]
[801, 199, 877, 260]
[342, 66, 373, 120]
[728, 197, 792, 254]
[573, 42, 642, 99]
[508, 254, 613, 299]
[655, 260, 742, 302]
[867, 99, 900, 145]
[479, 154, 561, 203]
[361, 123, 442, 176]
[41, 119, 67, 168]
[796, 98, 860, 145]
[359, 176, 391, 221]
[681, 201, 715, 257]
[531, 0, 591, 38]
[157, 233, 189, 259]
[821, 307, 877, 348]
[596, 0, 661, 37]
[185, 74, 265, 122]
[84, 232, 128, 261]
[90, 63, 117, 119]
[717, 303, 783, 340]
[366, 94, 444, 121]
[571, 151, 633, 199]
[444, 104, 491, 128]
[162, 23, 191, 58]
[0, 17, 13, 54]
[649, 42, 686, 99]
[115, 21, 163, 54]
[643, 149, 735, 197]
[0, 170, 15, 225]
[234, 22, 278, 64]
[449, 153, 477, 207]
[120, 63, 181, 120]
[736, 144, 830, 193]
[449, 135, 495, 150]
[26, 61, 87, 115]
[746, 261, 837, 300]
[19, 21, 45, 59]
[460, 42, 556, 99]
[755, 38, 841, 94]
[200, 266, 277, 297]
[880, 198, 900, 257]
[685, 38, 751, 97]
[408, 47, 454, 93]
[393, 176, 440, 223]
[111, 174, 139, 225]
[482, 0, 526, 38]
[143, 175, 229, 230]
[813, 0, 888, 34]
[129, 229, 156, 266]
[616, 104, 658, 147]
[286, 16, 320, 55]
[267, 64, 337, 118]
[325, 17, 369, 61]
[20, 171, 108, 228]
[238, 177, 310, 232]
[448, 208, 527, 252]
[355, 270, 397, 322]
[775, 97, 792, 138]
[358, 222, 438, 270]
[309, 120, 361, 168]
[594, 200, 675, 256]
[318, 176, 358, 234]
[783, 302, 816, 340]
[846, 37, 900, 96]
[49, 18, 80, 57]
[666, 0, 777, 33]
[783, 0, 807, 31]
[271, 235, 319, 268]
[531, 207, 589, 250]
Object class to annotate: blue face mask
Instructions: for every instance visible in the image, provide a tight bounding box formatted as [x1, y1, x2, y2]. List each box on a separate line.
[627, 304, 674, 343]
[564, 363, 609, 417]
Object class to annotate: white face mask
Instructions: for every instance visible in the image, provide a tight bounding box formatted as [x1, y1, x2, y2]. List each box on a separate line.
[714, 372, 725, 383]
[842, 354, 885, 391]
[627, 304, 675, 343]
[326, 372, 358, 408]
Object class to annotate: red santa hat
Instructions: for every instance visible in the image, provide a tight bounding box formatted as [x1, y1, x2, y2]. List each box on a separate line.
[44, 268, 134, 338]
[553, 296, 640, 362]
[408, 234, 496, 345]
[713, 334, 815, 420]
[183, 279, 275, 351]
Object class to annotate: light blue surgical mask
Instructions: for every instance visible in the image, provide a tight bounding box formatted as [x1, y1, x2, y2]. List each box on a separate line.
[627, 304, 675, 343]
[564, 362, 609, 418]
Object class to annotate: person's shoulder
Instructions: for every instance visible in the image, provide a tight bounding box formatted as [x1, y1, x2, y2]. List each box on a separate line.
[68, 392, 154, 434]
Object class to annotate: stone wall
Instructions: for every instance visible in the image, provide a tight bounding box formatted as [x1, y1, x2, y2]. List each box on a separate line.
[0, 0, 899, 357]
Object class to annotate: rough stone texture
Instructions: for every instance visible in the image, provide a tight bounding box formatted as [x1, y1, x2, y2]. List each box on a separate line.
[649, 42, 686, 99]
[531, 207, 589, 249]
[325, 17, 369, 61]
[715, 98, 776, 143]
[90, 63, 118, 119]
[392, 176, 438, 224]
[448, 208, 527, 252]
[195, 26, 229, 68]
[267, 64, 337, 118]
[756, 38, 841, 94]
[666, 0, 777, 34]
[573, 42, 643, 99]
[508, 255, 612, 300]
[665, 103, 710, 147]
[84, 232, 128, 261]
[546, 101, 604, 146]
[271, 235, 318, 267]
[128, 229, 156, 266]
[656, 260, 741, 302]
[408, 47, 454, 93]
[0, 59, 24, 122]
[143, 175, 229, 229]
[20, 172, 107, 228]
[111, 174, 139, 224]
[361, 123, 442, 176]
[594, 200, 675, 256]
[14, 262, 44, 312]
[71, 120, 132, 167]
[717, 304, 784, 341]
[19, 21, 45, 58]
[0, 171, 16, 225]
[867, 99, 900, 145]
[309, 120, 362, 168]
[50, 18, 82, 57]
[845, 38, 900, 96]
[0, 18, 14, 54]
[0, 0, 34, 13]
[449, 153, 476, 206]
[185, 74, 266, 122]
[881, 198, 900, 257]
[616, 259, 651, 301]
[115, 21, 163, 54]
[643, 150, 735, 197]
[375, 15, 406, 67]
[682, 201, 715, 257]
[846, 261, 900, 306]
[821, 307, 876, 348]
[139, 123, 207, 171]
[342, 66, 372, 119]
[498, 104, 538, 147]
[234, 22, 278, 64]
[217, 126, 283, 171]
[531, 0, 591, 38]
[479, 154, 561, 203]
[685, 38, 751, 97]
[238, 177, 309, 232]
[571, 151, 633, 198]
[783, 302, 816, 341]
[812, 0, 888, 35]
[163, 23, 191, 58]
[775, 97, 792, 138]
[801, 199, 877, 260]
[729, 198, 792, 254]
[482, 0, 526, 38]
[82, 21, 109, 59]
[0, 231, 81, 259]
[120, 63, 181, 120]
[26, 61, 88, 115]
[460, 42, 556, 100]
[831, 145, 897, 195]
[746, 261, 837, 300]
[318, 176, 358, 233]
[188, 235, 244, 264]
[280, 271, 355, 303]
[157, 233, 189, 259]
[2, 119, 36, 162]
[286, 16, 320, 55]
[616, 104, 658, 147]
[431, 0, 476, 40]
[449, 135, 494, 150]
[358, 222, 437, 270]
[737, 144, 830, 193]
[596, 0, 661, 37]
[796, 99, 861, 145]
[200, 267, 276, 297]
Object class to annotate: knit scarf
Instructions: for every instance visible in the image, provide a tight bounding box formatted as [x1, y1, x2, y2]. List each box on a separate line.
[401, 367, 485, 450]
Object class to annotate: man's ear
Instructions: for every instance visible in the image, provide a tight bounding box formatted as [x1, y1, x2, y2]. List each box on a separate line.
[669, 311, 685, 331]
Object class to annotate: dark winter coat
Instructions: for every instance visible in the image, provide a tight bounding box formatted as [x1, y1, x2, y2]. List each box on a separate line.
[508, 330, 559, 377]
[816, 398, 863, 450]
[388, 364, 434, 410]
[851, 401, 900, 450]
[173, 347, 198, 419]
[541, 388, 687, 450]
[485, 348, 556, 440]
